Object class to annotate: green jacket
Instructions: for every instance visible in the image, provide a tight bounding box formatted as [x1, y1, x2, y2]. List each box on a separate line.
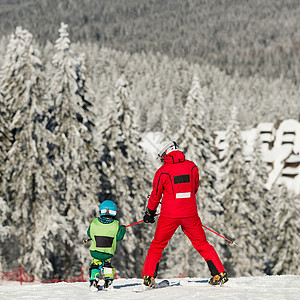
[87, 218, 126, 260]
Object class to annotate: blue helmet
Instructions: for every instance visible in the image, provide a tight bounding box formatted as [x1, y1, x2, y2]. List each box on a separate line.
[99, 200, 117, 217]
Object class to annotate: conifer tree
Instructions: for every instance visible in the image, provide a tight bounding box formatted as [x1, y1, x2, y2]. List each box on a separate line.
[163, 74, 222, 277]
[100, 74, 154, 277]
[0, 27, 60, 279]
[247, 133, 272, 273]
[270, 187, 300, 275]
[0, 93, 12, 196]
[180, 74, 221, 221]
[161, 90, 174, 139]
[0, 93, 11, 271]
[219, 107, 263, 276]
[0, 196, 10, 270]
[145, 78, 163, 132]
[49, 23, 100, 278]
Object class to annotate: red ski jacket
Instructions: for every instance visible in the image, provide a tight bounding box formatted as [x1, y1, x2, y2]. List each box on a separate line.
[147, 150, 200, 218]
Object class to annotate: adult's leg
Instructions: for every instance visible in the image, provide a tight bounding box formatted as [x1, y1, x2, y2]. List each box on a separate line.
[181, 215, 225, 276]
[142, 216, 180, 277]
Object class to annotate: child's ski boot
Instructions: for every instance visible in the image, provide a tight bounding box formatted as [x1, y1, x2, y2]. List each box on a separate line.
[103, 278, 114, 291]
[89, 279, 100, 292]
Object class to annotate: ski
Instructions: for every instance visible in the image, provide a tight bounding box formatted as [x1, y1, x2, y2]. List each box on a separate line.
[133, 279, 170, 293]
[89, 279, 114, 292]
[89, 285, 115, 292]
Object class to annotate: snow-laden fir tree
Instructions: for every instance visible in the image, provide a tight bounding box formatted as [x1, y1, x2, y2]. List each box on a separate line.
[0, 27, 61, 279]
[246, 132, 273, 273]
[270, 187, 300, 275]
[99, 74, 154, 277]
[145, 78, 163, 132]
[0, 92, 12, 195]
[161, 89, 174, 139]
[0, 95, 10, 242]
[0, 34, 16, 272]
[178, 74, 222, 220]
[219, 106, 263, 276]
[0, 196, 10, 270]
[49, 23, 100, 279]
[165, 74, 222, 277]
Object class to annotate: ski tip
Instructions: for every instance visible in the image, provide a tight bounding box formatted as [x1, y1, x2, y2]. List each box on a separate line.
[159, 279, 170, 286]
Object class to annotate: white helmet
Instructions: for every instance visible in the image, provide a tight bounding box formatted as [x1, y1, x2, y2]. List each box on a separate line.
[157, 140, 179, 161]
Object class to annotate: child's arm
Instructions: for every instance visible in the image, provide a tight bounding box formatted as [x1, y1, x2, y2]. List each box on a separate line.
[116, 225, 126, 242]
[87, 225, 91, 238]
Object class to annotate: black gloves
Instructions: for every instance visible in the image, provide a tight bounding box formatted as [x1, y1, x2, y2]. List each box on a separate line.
[143, 208, 156, 224]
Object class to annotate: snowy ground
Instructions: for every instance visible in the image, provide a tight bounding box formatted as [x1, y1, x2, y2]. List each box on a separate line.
[1, 276, 300, 300]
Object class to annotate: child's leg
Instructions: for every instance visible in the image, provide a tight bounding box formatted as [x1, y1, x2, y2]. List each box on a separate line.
[103, 259, 114, 280]
[103, 259, 114, 289]
[89, 258, 103, 282]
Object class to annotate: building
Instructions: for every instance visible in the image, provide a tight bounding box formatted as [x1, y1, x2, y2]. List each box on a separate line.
[215, 119, 300, 195]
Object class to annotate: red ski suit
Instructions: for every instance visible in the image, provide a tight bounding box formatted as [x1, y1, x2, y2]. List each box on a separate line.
[142, 150, 225, 277]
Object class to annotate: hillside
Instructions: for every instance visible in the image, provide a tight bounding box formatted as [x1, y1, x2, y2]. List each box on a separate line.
[0, 0, 299, 83]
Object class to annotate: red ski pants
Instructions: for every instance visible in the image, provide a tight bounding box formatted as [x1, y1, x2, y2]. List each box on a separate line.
[142, 215, 225, 277]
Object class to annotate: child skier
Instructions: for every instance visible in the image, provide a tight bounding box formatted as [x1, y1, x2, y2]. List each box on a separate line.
[87, 200, 126, 291]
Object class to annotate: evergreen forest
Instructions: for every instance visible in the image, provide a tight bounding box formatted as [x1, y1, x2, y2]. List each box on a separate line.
[0, 0, 300, 280]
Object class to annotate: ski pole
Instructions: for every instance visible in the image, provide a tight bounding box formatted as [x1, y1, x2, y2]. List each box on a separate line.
[202, 225, 238, 246]
[125, 213, 160, 228]
[147, 213, 237, 246]
[125, 219, 144, 228]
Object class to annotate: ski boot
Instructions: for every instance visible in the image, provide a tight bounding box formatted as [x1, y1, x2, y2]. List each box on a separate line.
[208, 271, 228, 286]
[103, 278, 114, 291]
[143, 275, 155, 288]
[89, 279, 100, 292]
[89, 260, 102, 292]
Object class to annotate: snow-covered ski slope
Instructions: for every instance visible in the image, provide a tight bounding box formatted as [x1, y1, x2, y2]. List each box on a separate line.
[1, 275, 300, 300]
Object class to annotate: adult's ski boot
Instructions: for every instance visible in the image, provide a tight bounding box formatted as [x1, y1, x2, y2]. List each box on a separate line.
[143, 275, 155, 288]
[208, 271, 228, 286]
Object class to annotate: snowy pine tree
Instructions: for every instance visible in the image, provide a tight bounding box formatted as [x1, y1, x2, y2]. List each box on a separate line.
[161, 90, 174, 139]
[0, 196, 10, 270]
[0, 91, 12, 197]
[49, 23, 100, 279]
[270, 187, 300, 275]
[166, 74, 222, 277]
[100, 74, 154, 277]
[219, 107, 263, 276]
[246, 132, 272, 273]
[0, 27, 60, 279]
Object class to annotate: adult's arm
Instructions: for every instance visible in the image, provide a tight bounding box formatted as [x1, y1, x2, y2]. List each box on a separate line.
[192, 165, 200, 194]
[147, 169, 164, 211]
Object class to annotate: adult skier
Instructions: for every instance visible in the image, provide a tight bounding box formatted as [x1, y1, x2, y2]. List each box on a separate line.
[87, 200, 126, 291]
[142, 140, 228, 287]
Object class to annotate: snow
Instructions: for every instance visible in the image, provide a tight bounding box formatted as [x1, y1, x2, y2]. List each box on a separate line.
[1, 276, 300, 299]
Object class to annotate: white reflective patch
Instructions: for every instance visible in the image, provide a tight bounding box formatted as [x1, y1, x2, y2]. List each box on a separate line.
[103, 267, 112, 274]
[176, 192, 191, 198]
